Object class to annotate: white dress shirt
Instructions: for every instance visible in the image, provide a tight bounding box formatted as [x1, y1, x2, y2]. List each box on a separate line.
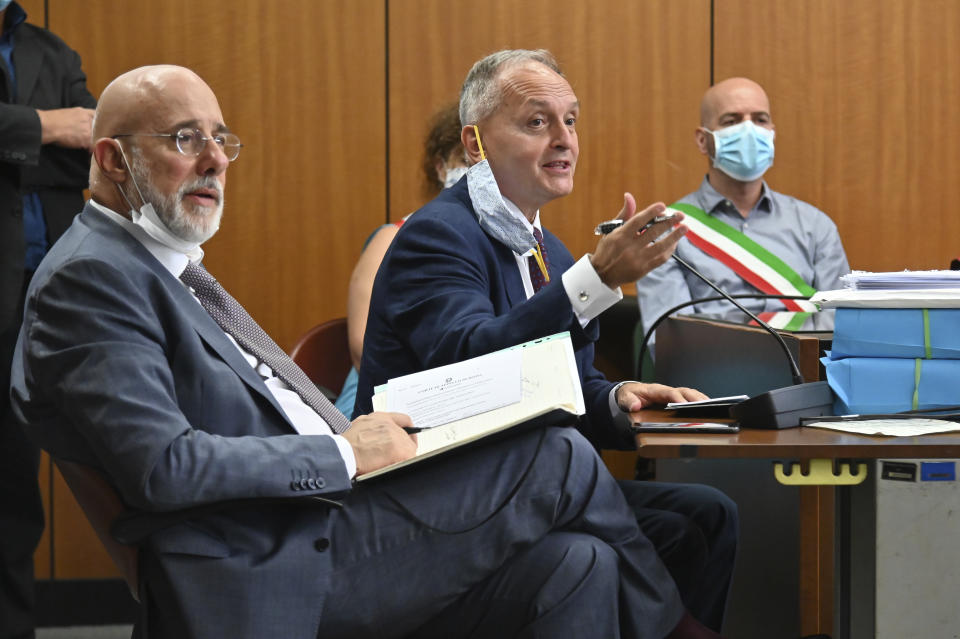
[501, 197, 622, 326]
[501, 198, 630, 415]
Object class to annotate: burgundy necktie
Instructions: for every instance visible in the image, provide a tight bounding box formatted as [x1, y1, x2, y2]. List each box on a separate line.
[180, 263, 351, 433]
[527, 227, 551, 293]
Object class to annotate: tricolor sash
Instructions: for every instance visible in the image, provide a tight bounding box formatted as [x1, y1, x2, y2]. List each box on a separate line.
[753, 311, 813, 331]
[669, 202, 817, 312]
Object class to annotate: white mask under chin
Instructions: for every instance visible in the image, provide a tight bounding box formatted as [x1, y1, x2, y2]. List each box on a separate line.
[115, 143, 205, 261]
[130, 202, 204, 261]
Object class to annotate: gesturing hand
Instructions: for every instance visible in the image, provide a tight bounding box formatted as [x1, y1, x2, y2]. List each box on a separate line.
[589, 194, 688, 289]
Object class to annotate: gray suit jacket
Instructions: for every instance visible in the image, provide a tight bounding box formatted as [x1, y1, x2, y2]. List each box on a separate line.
[11, 204, 353, 637]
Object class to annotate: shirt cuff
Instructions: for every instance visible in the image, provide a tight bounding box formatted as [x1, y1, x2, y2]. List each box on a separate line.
[561, 255, 623, 327]
[608, 380, 634, 417]
[331, 434, 358, 478]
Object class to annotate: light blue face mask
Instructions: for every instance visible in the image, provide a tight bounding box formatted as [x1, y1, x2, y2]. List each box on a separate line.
[442, 164, 468, 189]
[465, 125, 536, 256]
[0, 0, 13, 12]
[705, 120, 775, 182]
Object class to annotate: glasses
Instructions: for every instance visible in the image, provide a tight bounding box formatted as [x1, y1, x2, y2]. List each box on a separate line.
[112, 128, 243, 161]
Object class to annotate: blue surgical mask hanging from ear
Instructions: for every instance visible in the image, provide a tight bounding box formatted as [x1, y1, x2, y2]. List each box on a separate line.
[114, 144, 203, 259]
[0, 1, 14, 12]
[465, 125, 536, 255]
[704, 120, 775, 182]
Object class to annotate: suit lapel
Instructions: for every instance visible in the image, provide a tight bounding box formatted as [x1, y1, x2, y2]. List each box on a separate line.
[498, 242, 528, 308]
[80, 206, 298, 433]
[13, 31, 41, 106]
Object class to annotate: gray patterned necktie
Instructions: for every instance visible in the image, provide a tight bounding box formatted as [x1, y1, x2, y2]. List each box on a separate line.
[180, 263, 351, 434]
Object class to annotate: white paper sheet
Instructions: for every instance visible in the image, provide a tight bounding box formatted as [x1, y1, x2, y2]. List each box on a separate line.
[360, 333, 584, 481]
[385, 348, 522, 430]
[804, 418, 960, 437]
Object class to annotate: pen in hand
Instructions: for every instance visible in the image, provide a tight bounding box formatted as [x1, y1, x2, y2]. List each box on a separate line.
[593, 211, 679, 236]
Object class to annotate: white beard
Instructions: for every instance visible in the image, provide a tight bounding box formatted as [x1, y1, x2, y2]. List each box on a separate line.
[128, 148, 224, 244]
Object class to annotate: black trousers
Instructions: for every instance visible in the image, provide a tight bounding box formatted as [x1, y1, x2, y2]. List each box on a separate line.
[0, 274, 43, 639]
[620, 479, 739, 632]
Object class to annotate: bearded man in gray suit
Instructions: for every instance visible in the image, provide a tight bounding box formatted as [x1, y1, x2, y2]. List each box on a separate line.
[8, 64, 702, 639]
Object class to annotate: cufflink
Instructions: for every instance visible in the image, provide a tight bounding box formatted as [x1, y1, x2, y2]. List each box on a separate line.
[578, 290, 589, 302]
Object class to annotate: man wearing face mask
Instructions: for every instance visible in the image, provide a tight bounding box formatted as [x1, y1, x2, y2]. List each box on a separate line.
[635, 77, 849, 348]
[358, 50, 743, 638]
[0, 2, 95, 636]
[14, 63, 740, 639]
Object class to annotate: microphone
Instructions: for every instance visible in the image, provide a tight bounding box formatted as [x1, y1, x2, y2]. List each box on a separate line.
[636, 292, 813, 380]
[666, 254, 833, 429]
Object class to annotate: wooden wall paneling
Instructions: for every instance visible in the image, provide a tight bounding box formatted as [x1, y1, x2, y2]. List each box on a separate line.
[47, 0, 387, 351]
[714, 0, 960, 272]
[17, 0, 45, 24]
[32, 452, 52, 578]
[388, 0, 711, 262]
[50, 466, 119, 579]
[42, 0, 386, 579]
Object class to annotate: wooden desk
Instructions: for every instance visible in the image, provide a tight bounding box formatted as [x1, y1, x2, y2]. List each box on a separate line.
[634, 423, 960, 460]
[628, 413, 960, 636]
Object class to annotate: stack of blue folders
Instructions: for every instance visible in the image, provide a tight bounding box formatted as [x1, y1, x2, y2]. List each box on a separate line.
[814, 271, 960, 414]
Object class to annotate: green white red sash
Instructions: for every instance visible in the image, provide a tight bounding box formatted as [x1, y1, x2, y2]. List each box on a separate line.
[668, 202, 817, 312]
[753, 311, 813, 331]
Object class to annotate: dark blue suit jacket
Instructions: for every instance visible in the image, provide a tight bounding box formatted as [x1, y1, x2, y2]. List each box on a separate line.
[356, 179, 633, 449]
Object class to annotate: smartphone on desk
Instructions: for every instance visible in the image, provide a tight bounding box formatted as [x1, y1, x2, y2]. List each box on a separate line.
[632, 422, 740, 434]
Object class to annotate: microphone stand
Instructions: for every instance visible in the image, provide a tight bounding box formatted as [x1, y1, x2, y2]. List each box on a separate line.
[669, 255, 833, 429]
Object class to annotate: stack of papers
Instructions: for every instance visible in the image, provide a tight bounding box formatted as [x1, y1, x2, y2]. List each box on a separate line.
[812, 289, 960, 308]
[841, 270, 960, 290]
[816, 271, 960, 414]
[813, 271, 960, 308]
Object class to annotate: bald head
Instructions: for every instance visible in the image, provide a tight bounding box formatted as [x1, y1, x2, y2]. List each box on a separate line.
[92, 65, 220, 141]
[89, 65, 230, 243]
[699, 77, 770, 128]
[90, 65, 227, 198]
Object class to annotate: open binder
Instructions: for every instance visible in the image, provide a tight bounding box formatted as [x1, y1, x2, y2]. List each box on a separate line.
[356, 332, 585, 481]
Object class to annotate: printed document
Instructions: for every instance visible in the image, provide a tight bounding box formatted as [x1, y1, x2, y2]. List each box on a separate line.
[359, 333, 584, 481]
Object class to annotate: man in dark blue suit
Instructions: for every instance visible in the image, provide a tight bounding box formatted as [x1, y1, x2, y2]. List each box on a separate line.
[357, 49, 738, 634]
[11, 64, 718, 639]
